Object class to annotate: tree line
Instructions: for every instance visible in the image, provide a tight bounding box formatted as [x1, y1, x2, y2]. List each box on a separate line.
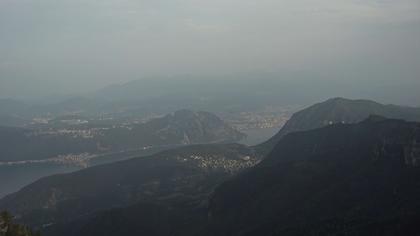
[0, 211, 40, 236]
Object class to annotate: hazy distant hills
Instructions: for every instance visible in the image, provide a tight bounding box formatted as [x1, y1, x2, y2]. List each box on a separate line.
[0, 110, 245, 162]
[0, 99, 32, 115]
[258, 97, 420, 153]
[0, 99, 34, 126]
[0, 97, 115, 123]
[92, 78, 310, 111]
[1, 79, 289, 122]
[208, 117, 420, 235]
[2, 80, 419, 127]
[0, 143, 260, 233]
[1, 78, 361, 121]
[92, 78, 420, 110]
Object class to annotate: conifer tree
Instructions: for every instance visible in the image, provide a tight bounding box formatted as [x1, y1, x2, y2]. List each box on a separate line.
[0, 211, 39, 236]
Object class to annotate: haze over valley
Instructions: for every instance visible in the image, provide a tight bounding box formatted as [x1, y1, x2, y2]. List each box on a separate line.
[0, 0, 419, 236]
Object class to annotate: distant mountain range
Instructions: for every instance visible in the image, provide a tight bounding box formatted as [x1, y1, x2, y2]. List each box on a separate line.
[2, 80, 419, 128]
[258, 97, 420, 154]
[91, 78, 328, 112]
[0, 110, 245, 162]
[1, 79, 302, 122]
[2, 98, 420, 235]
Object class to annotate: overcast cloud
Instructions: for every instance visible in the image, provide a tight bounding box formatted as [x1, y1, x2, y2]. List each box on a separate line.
[0, 0, 419, 101]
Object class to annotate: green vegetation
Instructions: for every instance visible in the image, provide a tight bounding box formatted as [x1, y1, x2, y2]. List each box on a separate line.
[0, 211, 40, 236]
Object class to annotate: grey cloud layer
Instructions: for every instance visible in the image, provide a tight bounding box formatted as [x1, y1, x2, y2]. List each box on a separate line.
[0, 0, 419, 100]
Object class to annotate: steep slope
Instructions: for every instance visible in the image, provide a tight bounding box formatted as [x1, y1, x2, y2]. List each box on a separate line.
[258, 97, 420, 154]
[127, 109, 246, 145]
[43, 201, 208, 236]
[0, 143, 260, 231]
[208, 117, 420, 236]
[34, 117, 420, 236]
[0, 110, 245, 162]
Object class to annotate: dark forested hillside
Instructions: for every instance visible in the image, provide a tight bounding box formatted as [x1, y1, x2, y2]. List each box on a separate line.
[4, 117, 420, 236]
[258, 97, 420, 154]
[0, 211, 39, 236]
[209, 116, 420, 236]
[0, 143, 260, 234]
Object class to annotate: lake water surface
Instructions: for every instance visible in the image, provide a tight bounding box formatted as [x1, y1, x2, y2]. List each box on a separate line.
[0, 129, 279, 199]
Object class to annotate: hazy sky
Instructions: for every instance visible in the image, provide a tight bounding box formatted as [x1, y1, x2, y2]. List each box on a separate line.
[0, 0, 419, 101]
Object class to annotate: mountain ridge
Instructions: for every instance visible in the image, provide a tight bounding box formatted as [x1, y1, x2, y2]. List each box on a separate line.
[208, 117, 420, 235]
[257, 97, 420, 154]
